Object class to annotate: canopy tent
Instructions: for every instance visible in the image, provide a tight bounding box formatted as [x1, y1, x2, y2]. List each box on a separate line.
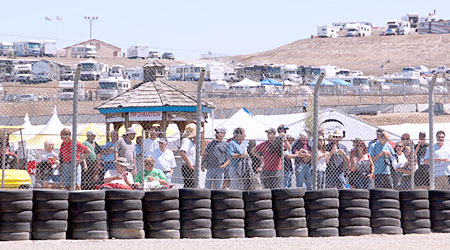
[330, 79, 351, 86]
[231, 78, 260, 88]
[283, 80, 299, 86]
[260, 78, 282, 86]
[308, 79, 335, 86]
[26, 107, 66, 149]
[205, 80, 229, 90]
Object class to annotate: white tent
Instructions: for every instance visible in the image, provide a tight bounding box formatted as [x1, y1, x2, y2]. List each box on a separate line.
[231, 78, 260, 88]
[27, 107, 67, 149]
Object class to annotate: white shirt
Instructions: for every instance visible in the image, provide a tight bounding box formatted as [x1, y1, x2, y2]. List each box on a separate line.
[39, 151, 59, 175]
[392, 153, 408, 170]
[424, 143, 450, 177]
[152, 148, 176, 172]
[144, 138, 159, 157]
[180, 138, 197, 165]
[317, 151, 328, 172]
[104, 169, 134, 185]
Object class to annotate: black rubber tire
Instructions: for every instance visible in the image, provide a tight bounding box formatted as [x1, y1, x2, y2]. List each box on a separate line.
[181, 218, 211, 229]
[275, 217, 307, 229]
[0, 200, 33, 212]
[430, 200, 450, 210]
[144, 189, 179, 201]
[339, 189, 370, 200]
[146, 229, 180, 239]
[32, 231, 66, 240]
[180, 208, 212, 220]
[0, 190, 32, 201]
[402, 209, 430, 220]
[108, 199, 142, 212]
[68, 190, 105, 202]
[212, 198, 244, 210]
[304, 189, 339, 200]
[305, 198, 339, 210]
[0, 232, 30, 241]
[245, 228, 276, 238]
[307, 218, 339, 229]
[243, 190, 272, 202]
[33, 200, 68, 211]
[307, 208, 339, 219]
[71, 230, 108, 239]
[245, 209, 273, 221]
[339, 217, 370, 227]
[213, 219, 244, 229]
[339, 199, 369, 208]
[371, 208, 402, 219]
[0, 222, 31, 232]
[339, 207, 371, 218]
[110, 220, 143, 230]
[71, 210, 107, 222]
[371, 218, 401, 227]
[402, 219, 431, 230]
[431, 219, 450, 231]
[32, 220, 68, 232]
[0, 211, 32, 222]
[70, 200, 105, 212]
[213, 209, 245, 219]
[34, 210, 68, 221]
[213, 228, 245, 238]
[145, 210, 180, 221]
[109, 210, 143, 221]
[370, 189, 399, 200]
[273, 198, 304, 209]
[429, 190, 450, 200]
[179, 188, 211, 199]
[339, 226, 372, 236]
[110, 229, 145, 239]
[372, 226, 403, 235]
[276, 228, 308, 237]
[370, 199, 400, 209]
[399, 190, 428, 201]
[33, 190, 68, 201]
[308, 227, 339, 237]
[146, 220, 180, 230]
[431, 210, 450, 220]
[180, 199, 211, 210]
[271, 188, 305, 200]
[245, 199, 272, 211]
[274, 207, 306, 220]
[71, 221, 108, 231]
[246, 219, 275, 230]
[105, 190, 144, 200]
[144, 199, 179, 211]
[211, 190, 242, 199]
[403, 228, 432, 234]
[401, 200, 429, 210]
[181, 228, 212, 239]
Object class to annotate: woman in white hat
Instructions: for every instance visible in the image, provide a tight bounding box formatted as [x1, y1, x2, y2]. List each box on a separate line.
[180, 123, 201, 188]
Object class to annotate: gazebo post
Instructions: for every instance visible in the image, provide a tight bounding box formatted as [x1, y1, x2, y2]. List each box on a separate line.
[124, 113, 130, 128]
[106, 121, 110, 141]
[162, 111, 168, 139]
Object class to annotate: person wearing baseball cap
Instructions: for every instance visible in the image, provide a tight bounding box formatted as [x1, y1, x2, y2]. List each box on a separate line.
[82, 130, 101, 190]
[203, 127, 229, 190]
[114, 127, 137, 176]
[151, 137, 176, 184]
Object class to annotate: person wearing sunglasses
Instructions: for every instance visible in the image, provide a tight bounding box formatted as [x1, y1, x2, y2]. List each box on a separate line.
[424, 130, 450, 190]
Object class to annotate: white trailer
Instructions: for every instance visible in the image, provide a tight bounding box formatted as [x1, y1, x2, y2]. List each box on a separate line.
[13, 64, 33, 83]
[127, 45, 148, 59]
[99, 77, 131, 100]
[79, 60, 108, 81]
[109, 65, 124, 78]
[40, 40, 57, 57]
[280, 64, 300, 81]
[317, 25, 338, 38]
[14, 41, 41, 57]
[70, 44, 98, 58]
[0, 41, 14, 56]
[31, 60, 60, 83]
[385, 20, 401, 35]
[402, 13, 419, 29]
[345, 23, 371, 37]
[206, 63, 225, 81]
[398, 21, 411, 35]
[58, 81, 85, 101]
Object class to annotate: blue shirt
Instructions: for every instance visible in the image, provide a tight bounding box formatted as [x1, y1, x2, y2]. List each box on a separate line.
[228, 139, 246, 169]
[369, 141, 395, 175]
[102, 141, 115, 162]
[424, 143, 450, 177]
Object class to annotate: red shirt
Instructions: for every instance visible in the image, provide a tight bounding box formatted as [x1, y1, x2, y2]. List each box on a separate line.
[254, 141, 282, 171]
[59, 140, 88, 162]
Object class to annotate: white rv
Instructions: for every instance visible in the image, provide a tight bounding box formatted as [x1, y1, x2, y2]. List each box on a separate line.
[206, 63, 225, 81]
[402, 13, 419, 29]
[312, 65, 338, 78]
[127, 45, 148, 59]
[345, 23, 371, 37]
[71, 44, 98, 58]
[109, 65, 124, 78]
[399, 21, 411, 35]
[79, 60, 108, 81]
[169, 64, 207, 81]
[98, 77, 131, 100]
[58, 81, 85, 101]
[280, 64, 300, 81]
[385, 20, 401, 35]
[418, 14, 450, 34]
[0, 41, 14, 56]
[31, 60, 60, 83]
[40, 40, 57, 57]
[317, 25, 338, 38]
[14, 41, 41, 57]
[13, 64, 33, 83]
[124, 67, 143, 81]
[224, 71, 238, 82]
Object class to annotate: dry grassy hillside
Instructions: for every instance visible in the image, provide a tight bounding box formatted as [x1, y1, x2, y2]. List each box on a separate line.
[232, 31, 450, 75]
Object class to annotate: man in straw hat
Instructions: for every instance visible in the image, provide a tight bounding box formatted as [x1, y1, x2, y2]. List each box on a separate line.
[114, 127, 137, 176]
[180, 123, 201, 187]
[325, 128, 349, 189]
[101, 157, 135, 189]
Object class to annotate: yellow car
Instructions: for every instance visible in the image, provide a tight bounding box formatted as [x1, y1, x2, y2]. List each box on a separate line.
[0, 169, 31, 189]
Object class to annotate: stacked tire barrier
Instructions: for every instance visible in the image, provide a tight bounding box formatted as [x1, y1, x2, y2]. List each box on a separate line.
[211, 190, 245, 238]
[370, 189, 403, 235]
[430, 190, 450, 233]
[305, 189, 339, 237]
[32, 190, 68, 240]
[399, 190, 431, 234]
[143, 189, 180, 239]
[0, 190, 33, 241]
[68, 190, 108, 239]
[106, 190, 144, 239]
[179, 188, 212, 239]
[338, 189, 371, 236]
[243, 190, 276, 238]
[272, 188, 307, 237]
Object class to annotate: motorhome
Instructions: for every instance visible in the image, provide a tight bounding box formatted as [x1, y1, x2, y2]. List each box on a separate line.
[402, 13, 419, 29]
[345, 23, 371, 37]
[317, 25, 338, 38]
[79, 60, 108, 81]
[418, 14, 450, 34]
[280, 64, 300, 81]
[0, 41, 14, 56]
[224, 71, 238, 82]
[127, 45, 148, 59]
[14, 41, 41, 57]
[40, 40, 57, 57]
[124, 67, 143, 81]
[311, 65, 338, 78]
[31, 60, 60, 83]
[13, 64, 33, 83]
[380, 75, 428, 94]
[59, 64, 74, 80]
[168, 64, 207, 81]
[109, 65, 124, 78]
[206, 63, 225, 81]
[70, 44, 98, 58]
[58, 81, 85, 101]
[98, 77, 131, 100]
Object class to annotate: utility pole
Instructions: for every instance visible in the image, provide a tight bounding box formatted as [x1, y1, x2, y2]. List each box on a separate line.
[84, 16, 99, 40]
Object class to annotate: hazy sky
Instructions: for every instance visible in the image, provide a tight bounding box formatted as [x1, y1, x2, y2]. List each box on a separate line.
[1, 0, 450, 59]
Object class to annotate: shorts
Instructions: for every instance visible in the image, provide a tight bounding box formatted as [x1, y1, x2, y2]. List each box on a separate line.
[46, 175, 60, 184]
[61, 162, 81, 187]
[223, 166, 230, 180]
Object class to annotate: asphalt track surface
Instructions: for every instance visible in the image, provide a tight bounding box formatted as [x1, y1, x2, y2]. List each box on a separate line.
[1, 234, 450, 250]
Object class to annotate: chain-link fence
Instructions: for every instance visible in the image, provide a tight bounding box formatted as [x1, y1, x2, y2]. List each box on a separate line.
[1, 58, 449, 191]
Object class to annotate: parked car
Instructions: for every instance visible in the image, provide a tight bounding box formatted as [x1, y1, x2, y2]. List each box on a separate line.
[162, 52, 175, 60]
[148, 51, 161, 59]
[6, 94, 20, 102]
[19, 94, 37, 102]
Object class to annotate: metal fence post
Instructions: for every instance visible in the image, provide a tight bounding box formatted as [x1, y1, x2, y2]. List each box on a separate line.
[70, 64, 81, 190]
[194, 69, 206, 188]
[1, 128, 6, 188]
[312, 73, 324, 191]
[429, 74, 437, 190]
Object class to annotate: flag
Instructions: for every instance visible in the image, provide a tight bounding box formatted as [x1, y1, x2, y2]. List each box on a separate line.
[57, 16, 62, 21]
[45, 16, 52, 21]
